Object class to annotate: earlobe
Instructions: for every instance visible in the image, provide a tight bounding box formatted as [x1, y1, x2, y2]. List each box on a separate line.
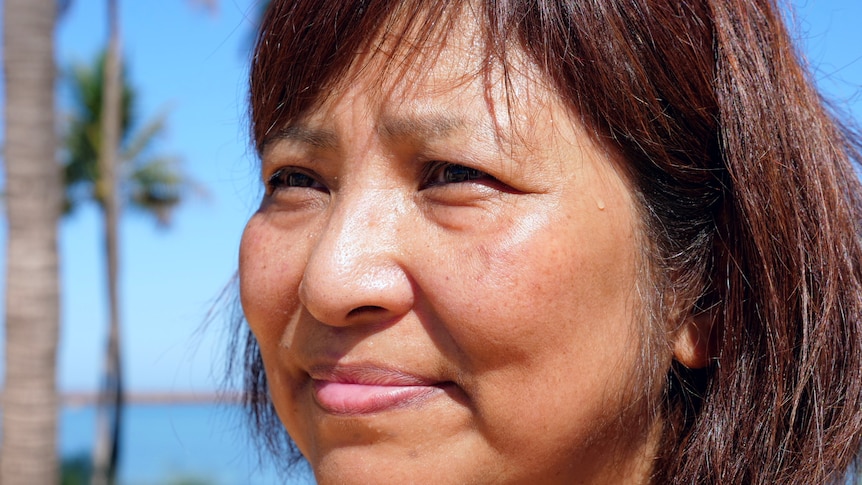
[672, 313, 714, 369]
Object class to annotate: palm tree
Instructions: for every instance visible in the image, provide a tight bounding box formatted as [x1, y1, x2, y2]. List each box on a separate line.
[63, 50, 191, 485]
[93, 2, 122, 482]
[64, 57, 186, 220]
[85, 2, 211, 482]
[89, 2, 122, 483]
[0, 0, 63, 484]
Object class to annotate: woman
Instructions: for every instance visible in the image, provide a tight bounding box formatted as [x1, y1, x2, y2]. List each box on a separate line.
[235, 0, 862, 483]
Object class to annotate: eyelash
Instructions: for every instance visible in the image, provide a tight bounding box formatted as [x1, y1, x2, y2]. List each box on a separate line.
[266, 168, 326, 193]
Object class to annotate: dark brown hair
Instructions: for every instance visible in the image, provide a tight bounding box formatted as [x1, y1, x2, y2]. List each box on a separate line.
[239, 0, 862, 482]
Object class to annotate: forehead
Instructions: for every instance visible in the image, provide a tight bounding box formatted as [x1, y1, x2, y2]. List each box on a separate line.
[270, 12, 557, 153]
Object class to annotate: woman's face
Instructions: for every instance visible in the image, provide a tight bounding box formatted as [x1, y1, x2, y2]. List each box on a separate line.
[240, 17, 662, 484]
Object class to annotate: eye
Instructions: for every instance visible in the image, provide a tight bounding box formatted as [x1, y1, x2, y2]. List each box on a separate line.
[424, 163, 494, 187]
[266, 168, 327, 193]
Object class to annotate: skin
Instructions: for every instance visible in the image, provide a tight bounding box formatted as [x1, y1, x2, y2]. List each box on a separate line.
[240, 15, 675, 484]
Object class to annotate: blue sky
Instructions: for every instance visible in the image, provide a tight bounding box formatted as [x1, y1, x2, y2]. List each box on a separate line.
[1, 0, 861, 393]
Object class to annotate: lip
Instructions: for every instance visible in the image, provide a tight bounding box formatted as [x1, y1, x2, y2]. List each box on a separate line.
[309, 364, 448, 415]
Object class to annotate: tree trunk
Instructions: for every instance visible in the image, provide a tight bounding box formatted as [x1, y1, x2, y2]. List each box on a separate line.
[0, 0, 62, 484]
[92, 0, 124, 483]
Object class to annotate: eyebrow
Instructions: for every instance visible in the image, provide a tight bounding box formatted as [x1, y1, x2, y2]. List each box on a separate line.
[266, 125, 339, 149]
[378, 114, 466, 142]
[264, 114, 468, 152]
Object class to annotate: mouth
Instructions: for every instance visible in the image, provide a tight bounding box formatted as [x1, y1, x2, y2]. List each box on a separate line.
[309, 364, 450, 415]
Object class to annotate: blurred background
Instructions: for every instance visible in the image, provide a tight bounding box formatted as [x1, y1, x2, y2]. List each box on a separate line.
[0, 0, 860, 484]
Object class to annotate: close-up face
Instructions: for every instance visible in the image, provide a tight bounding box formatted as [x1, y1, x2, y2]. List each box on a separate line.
[239, 10, 667, 485]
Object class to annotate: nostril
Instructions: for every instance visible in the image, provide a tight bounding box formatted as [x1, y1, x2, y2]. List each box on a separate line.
[347, 305, 387, 318]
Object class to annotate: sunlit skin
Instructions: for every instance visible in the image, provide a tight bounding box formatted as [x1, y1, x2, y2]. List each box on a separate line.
[239, 13, 679, 484]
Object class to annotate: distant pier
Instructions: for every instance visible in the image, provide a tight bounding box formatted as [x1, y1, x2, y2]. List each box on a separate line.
[57, 390, 244, 407]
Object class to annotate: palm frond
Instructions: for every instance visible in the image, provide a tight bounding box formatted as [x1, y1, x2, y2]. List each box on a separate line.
[126, 156, 195, 227]
[121, 107, 170, 163]
[61, 52, 202, 223]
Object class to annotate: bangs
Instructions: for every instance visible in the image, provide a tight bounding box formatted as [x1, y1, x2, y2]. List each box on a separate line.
[250, 0, 480, 153]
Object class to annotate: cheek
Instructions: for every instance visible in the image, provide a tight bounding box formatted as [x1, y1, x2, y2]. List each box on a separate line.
[426, 206, 642, 367]
[239, 215, 304, 348]
[417, 208, 645, 466]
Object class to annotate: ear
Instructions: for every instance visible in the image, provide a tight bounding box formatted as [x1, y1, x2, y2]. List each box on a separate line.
[672, 312, 714, 369]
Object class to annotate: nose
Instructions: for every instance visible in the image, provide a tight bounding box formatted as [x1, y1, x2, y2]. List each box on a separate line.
[298, 188, 414, 327]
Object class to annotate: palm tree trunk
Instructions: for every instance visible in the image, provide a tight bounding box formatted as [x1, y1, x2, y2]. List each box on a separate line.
[92, 0, 124, 483]
[0, 0, 62, 484]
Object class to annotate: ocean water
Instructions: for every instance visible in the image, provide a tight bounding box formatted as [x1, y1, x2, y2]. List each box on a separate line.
[60, 403, 315, 485]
